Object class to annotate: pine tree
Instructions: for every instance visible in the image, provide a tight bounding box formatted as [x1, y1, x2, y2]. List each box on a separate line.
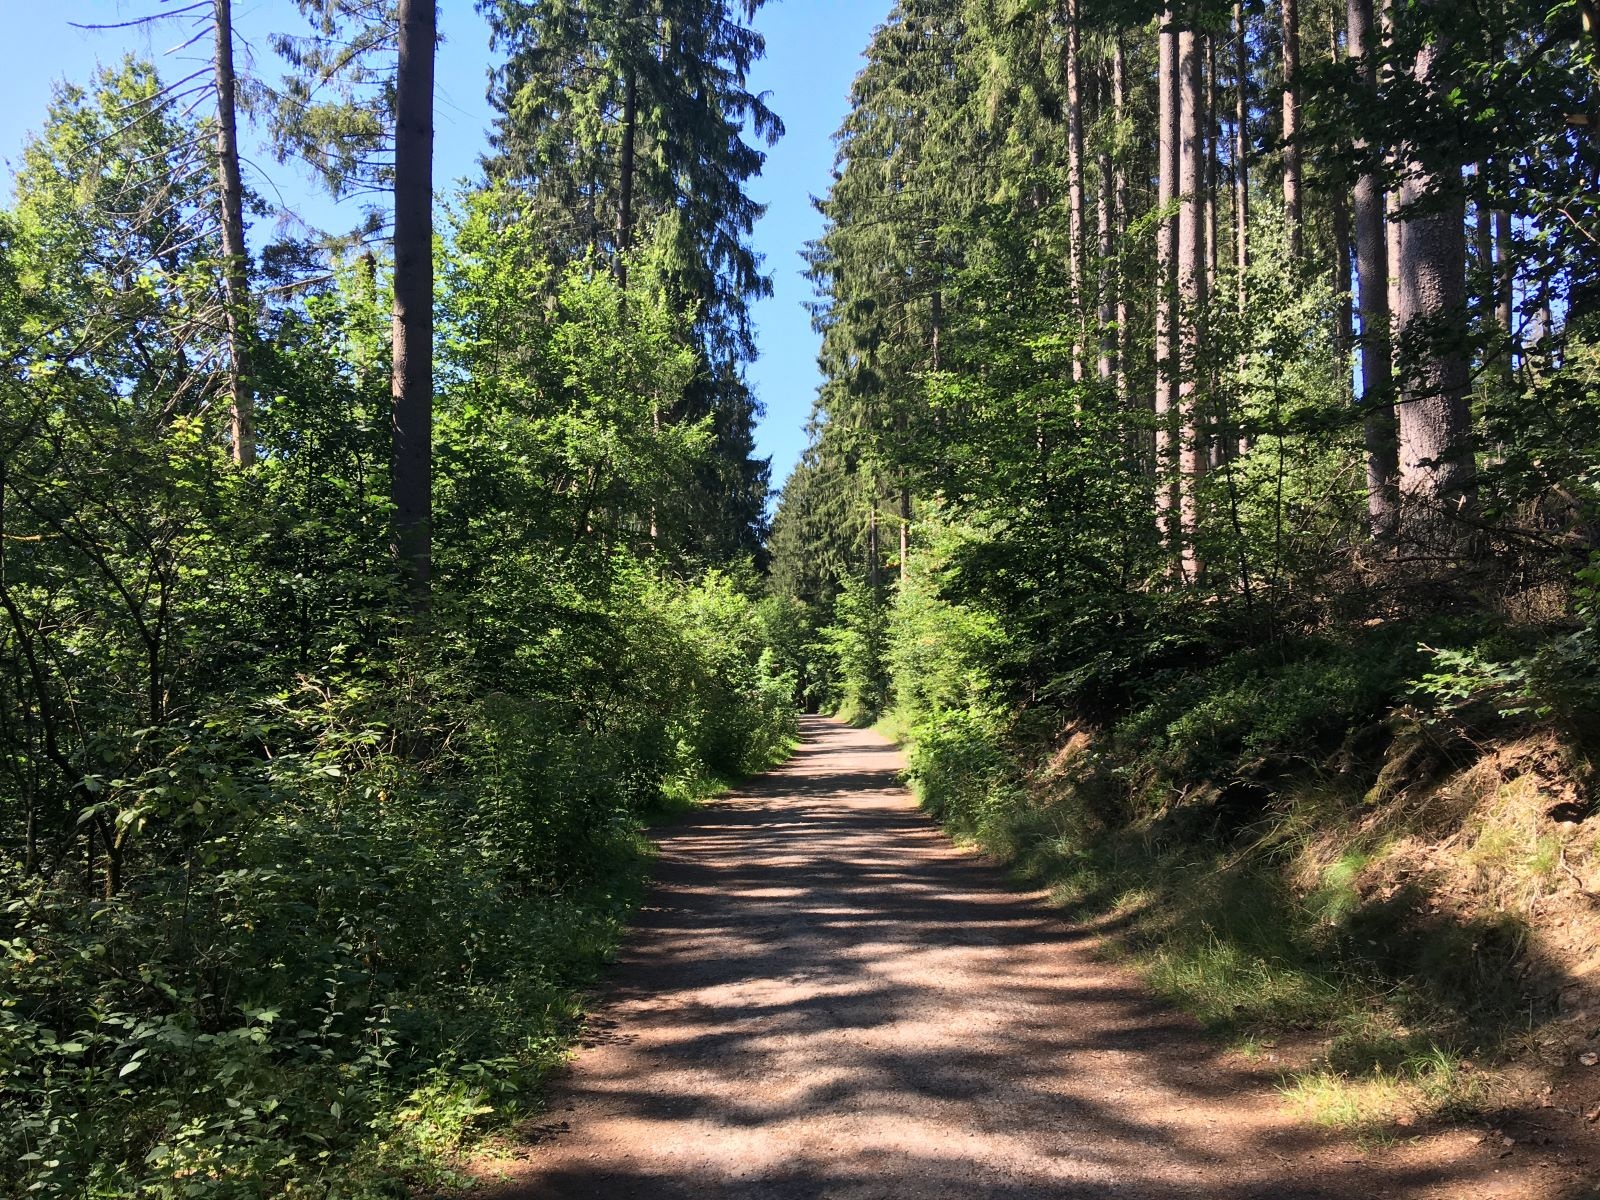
[482, 0, 783, 559]
[392, 0, 436, 591]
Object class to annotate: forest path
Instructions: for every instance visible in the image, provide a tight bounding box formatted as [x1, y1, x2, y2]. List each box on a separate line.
[480, 716, 1560, 1199]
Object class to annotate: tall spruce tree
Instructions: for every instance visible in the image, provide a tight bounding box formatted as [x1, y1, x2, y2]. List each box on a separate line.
[482, 0, 783, 561]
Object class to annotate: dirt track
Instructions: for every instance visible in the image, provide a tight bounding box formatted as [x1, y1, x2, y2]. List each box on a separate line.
[484, 716, 1576, 1199]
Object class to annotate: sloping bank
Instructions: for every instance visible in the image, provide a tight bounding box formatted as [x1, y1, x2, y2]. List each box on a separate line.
[881, 607, 1600, 1140]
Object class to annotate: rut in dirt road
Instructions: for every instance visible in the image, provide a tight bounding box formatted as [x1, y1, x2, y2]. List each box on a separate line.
[485, 716, 1557, 1199]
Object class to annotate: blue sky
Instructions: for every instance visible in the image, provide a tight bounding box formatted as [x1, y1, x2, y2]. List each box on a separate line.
[0, 0, 891, 494]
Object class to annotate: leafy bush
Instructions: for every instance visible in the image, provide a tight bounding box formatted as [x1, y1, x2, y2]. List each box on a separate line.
[819, 576, 891, 723]
[1, 567, 794, 1198]
[0, 81, 796, 1197]
[904, 706, 1020, 840]
[1413, 556, 1600, 745]
[1112, 639, 1414, 785]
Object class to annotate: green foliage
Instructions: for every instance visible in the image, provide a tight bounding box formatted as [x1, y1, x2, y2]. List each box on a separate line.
[886, 526, 1007, 723]
[480, 0, 782, 562]
[1411, 556, 1600, 744]
[904, 705, 1019, 842]
[819, 577, 892, 724]
[1111, 638, 1416, 786]
[0, 61, 795, 1199]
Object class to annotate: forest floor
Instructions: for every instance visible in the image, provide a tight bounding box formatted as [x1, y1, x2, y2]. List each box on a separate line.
[467, 716, 1594, 1199]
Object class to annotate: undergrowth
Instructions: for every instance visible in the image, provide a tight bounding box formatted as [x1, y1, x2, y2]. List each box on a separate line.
[894, 606, 1598, 1137]
[2, 574, 798, 1200]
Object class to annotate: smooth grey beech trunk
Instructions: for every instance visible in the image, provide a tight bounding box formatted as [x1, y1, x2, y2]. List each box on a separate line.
[392, 0, 436, 593]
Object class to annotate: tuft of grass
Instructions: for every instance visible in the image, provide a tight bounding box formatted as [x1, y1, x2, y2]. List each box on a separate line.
[1305, 849, 1378, 926]
[1146, 937, 1344, 1031]
[1283, 1067, 1411, 1134]
[653, 770, 736, 819]
[1282, 1039, 1490, 1140]
[650, 731, 798, 821]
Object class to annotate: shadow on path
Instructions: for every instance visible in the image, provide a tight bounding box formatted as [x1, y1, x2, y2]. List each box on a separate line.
[482, 716, 1572, 1199]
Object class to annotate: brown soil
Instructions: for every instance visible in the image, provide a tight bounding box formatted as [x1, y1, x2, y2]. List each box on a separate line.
[477, 716, 1595, 1199]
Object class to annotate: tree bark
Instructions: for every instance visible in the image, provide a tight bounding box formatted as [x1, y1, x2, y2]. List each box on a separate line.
[1206, 35, 1220, 300]
[1280, 0, 1302, 257]
[1178, 26, 1207, 580]
[1330, 27, 1353, 370]
[1395, 9, 1475, 543]
[1349, 0, 1398, 538]
[214, 0, 253, 465]
[616, 63, 638, 287]
[898, 488, 911, 583]
[392, 0, 436, 594]
[1065, 0, 1086, 382]
[1233, 1, 1249, 296]
[1112, 39, 1131, 414]
[866, 501, 880, 591]
[1156, 12, 1181, 549]
[1097, 66, 1115, 383]
[1494, 207, 1514, 377]
[1474, 192, 1493, 323]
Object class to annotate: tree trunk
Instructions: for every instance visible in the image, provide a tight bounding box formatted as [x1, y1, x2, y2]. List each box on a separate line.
[1233, 2, 1251, 458]
[1331, 196, 1353, 364]
[1206, 33, 1224, 471]
[1474, 193, 1493, 323]
[1206, 35, 1220, 299]
[898, 488, 911, 583]
[1178, 26, 1207, 580]
[1065, 0, 1086, 382]
[1097, 67, 1115, 383]
[392, 0, 436, 594]
[1349, 0, 1398, 538]
[616, 64, 637, 287]
[1155, 11, 1181, 548]
[1330, 28, 1353, 371]
[1494, 207, 1514, 378]
[214, 0, 253, 465]
[1280, 0, 1302, 257]
[1382, 0, 1401, 387]
[1113, 40, 1131, 414]
[866, 501, 880, 591]
[1233, 2, 1249, 306]
[1395, 10, 1475, 543]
